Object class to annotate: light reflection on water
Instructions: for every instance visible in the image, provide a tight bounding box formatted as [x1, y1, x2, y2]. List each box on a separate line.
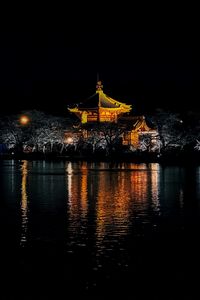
[64, 162, 162, 256]
[20, 160, 29, 246]
[1, 160, 200, 298]
[2, 160, 193, 252]
[14, 161, 188, 250]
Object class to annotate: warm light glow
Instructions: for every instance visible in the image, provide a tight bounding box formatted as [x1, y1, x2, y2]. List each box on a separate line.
[21, 160, 29, 246]
[80, 163, 88, 217]
[150, 163, 160, 211]
[68, 80, 132, 124]
[20, 115, 29, 125]
[66, 162, 73, 202]
[81, 111, 88, 123]
[65, 162, 161, 254]
[66, 137, 73, 144]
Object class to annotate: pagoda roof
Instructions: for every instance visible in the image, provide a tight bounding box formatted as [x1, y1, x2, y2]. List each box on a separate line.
[77, 92, 131, 110]
[118, 116, 156, 132]
[68, 80, 132, 112]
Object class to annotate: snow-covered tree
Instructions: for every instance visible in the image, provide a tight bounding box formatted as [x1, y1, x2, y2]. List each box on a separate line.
[0, 110, 68, 154]
[80, 123, 124, 156]
[22, 110, 67, 153]
[0, 115, 24, 151]
[194, 140, 200, 151]
[149, 110, 188, 153]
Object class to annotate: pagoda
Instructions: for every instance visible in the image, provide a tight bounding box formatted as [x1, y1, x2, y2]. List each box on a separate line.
[68, 80, 132, 123]
[67, 80, 157, 148]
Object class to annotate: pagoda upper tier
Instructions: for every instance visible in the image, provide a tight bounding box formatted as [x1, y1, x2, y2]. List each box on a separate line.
[68, 81, 132, 123]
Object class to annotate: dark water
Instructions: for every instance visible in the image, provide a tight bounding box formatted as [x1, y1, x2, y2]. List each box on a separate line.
[0, 160, 200, 299]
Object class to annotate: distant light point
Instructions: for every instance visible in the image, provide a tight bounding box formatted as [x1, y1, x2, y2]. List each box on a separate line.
[20, 115, 30, 125]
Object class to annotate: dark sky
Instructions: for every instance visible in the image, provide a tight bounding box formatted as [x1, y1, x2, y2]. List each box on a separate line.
[0, 26, 199, 116]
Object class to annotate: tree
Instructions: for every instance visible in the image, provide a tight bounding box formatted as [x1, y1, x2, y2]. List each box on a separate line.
[0, 115, 24, 152]
[149, 109, 187, 154]
[0, 110, 68, 154]
[138, 133, 160, 152]
[21, 110, 67, 153]
[81, 122, 125, 156]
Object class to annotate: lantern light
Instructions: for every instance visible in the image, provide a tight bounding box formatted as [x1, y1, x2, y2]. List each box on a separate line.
[20, 115, 29, 125]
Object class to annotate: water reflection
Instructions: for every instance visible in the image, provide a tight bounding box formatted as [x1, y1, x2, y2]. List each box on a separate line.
[96, 167, 131, 242]
[66, 162, 73, 203]
[96, 163, 161, 247]
[65, 162, 161, 251]
[10, 159, 15, 192]
[2, 160, 200, 298]
[150, 163, 160, 211]
[80, 162, 88, 217]
[20, 160, 29, 246]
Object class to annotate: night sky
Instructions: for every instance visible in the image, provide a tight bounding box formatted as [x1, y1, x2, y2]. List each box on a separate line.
[0, 24, 199, 116]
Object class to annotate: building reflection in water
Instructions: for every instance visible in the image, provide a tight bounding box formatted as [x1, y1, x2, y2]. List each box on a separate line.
[79, 162, 88, 218]
[96, 163, 161, 244]
[65, 162, 160, 250]
[20, 160, 29, 246]
[96, 166, 131, 242]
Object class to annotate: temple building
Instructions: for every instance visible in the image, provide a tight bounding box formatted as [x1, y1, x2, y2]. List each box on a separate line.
[118, 115, 157, 148]
[68, 81, 132, 123]
[67, 80, 157, 148]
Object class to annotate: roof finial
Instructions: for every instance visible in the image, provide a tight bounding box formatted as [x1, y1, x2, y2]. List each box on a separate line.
[96, 73, 103, 92]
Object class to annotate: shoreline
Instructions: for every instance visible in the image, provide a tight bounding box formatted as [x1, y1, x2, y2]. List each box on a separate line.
[1, 152, 200, 165]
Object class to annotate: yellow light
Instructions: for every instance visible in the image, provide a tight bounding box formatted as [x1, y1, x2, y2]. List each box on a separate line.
[20, 115, 29, 125]
[66, 137, 73, 144]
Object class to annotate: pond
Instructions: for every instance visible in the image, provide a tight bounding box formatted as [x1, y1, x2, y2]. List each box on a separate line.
[0, 160, 200, 299]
